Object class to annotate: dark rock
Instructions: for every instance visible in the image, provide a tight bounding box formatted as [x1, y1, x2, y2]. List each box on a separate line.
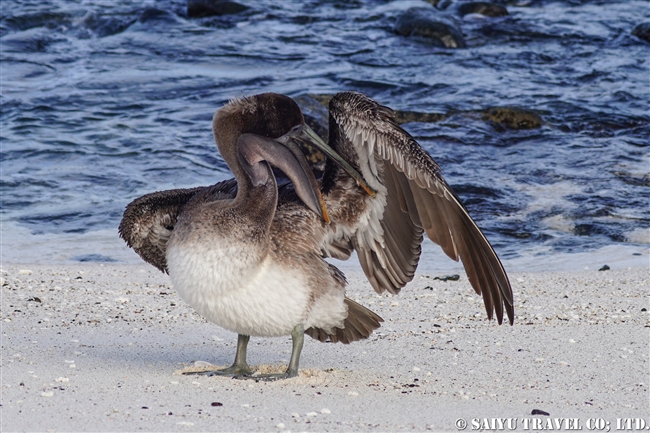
[394, 110, 446, 124]
[80, 12, 134, 37]
[187, 0, 249, 18]
[482, 106, 543, 130]
[306, 93, 333, 107]
[531, 409, 550, 416]
[598, 265, 610, 271]
[394, 7, 466, 48]
[632, 22, 650, 43]
[139, 8, 177, 23]
[457, 2, 508, 17]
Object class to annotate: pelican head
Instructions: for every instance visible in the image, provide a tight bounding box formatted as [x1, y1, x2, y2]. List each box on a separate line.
[213, 93, 331, 223]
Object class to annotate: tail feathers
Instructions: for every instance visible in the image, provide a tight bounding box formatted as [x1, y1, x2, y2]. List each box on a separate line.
[305, 298, 383, 344]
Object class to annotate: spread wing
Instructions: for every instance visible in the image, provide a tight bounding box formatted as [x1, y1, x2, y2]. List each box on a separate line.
[329, 91, 514, 325]
[118, 180, 237, 272]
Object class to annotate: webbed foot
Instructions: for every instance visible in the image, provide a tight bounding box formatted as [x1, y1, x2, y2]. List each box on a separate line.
[235, 368, 298, 382]
[184, 334, 252, 377]
[184, 363, 253, 377]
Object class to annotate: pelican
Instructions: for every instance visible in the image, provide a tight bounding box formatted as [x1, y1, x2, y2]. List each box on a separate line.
[120, 93, 382, 380]
[119, 91, 513, 380]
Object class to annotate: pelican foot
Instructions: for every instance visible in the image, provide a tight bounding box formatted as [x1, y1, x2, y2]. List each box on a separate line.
[235, 368, 298, 382]
[235, 324, 304, 382]
[183, 363, 253, 377]
[183, 334, 253, 377]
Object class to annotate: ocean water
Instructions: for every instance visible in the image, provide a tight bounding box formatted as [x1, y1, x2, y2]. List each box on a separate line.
[1, 0, 648, 271]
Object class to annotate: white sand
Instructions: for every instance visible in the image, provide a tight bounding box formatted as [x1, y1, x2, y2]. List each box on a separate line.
[1, 263, 648, 432]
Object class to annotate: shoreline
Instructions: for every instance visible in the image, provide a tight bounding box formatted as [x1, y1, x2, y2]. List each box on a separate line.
[2, 222, 648, 274]
[1, 263, 648, 431]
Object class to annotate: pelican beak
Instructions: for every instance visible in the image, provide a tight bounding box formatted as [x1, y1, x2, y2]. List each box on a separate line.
[238, 133, 330, 224]
[269, 135, 330, 224]
[280, 124, 377, 198]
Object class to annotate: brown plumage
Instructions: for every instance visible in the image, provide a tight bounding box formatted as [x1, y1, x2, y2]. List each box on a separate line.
[318, 91, 514, 325]
[118, 91, 512, 380]
[119, 93, 384, 380]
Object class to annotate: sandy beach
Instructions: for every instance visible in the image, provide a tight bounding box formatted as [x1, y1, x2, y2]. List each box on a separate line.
[3, 0, 648, 431]
[1, 261, 648, 432]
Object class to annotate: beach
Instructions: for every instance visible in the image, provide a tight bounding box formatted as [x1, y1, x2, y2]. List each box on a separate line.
[2, 0, 649, 431]
[2, 261, 648, 432]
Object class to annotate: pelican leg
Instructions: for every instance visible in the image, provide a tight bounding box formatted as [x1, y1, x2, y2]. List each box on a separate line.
[183, 334, 253, 377]
[237, 324, 304, 382]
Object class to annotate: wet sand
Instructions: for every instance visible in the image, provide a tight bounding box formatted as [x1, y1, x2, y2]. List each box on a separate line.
[1, 263, 648, 432]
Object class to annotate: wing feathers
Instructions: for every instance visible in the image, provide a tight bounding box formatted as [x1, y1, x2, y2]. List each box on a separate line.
[118, 180, 237, 273]
[351, 163, 423, 295]
[329, 91, 514, 325]
[119, 187, 205, 272]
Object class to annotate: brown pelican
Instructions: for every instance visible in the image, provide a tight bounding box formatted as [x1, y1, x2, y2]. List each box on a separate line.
[119, 93, 382, 380]
[119, 91, 513, 380]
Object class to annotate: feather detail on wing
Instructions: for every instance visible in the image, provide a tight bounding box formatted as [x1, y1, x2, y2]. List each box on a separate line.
[328, 91, 514, 325]
[118, 180, 237, 273]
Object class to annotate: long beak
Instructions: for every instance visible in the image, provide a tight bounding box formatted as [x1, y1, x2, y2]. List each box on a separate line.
[238, 133, 330, 224]
[280, 124, 377, 198]
[273, 136, 331, 224]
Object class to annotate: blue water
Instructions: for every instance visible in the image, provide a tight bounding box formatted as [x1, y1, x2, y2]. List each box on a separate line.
[1, 0, 648, 267]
